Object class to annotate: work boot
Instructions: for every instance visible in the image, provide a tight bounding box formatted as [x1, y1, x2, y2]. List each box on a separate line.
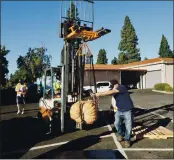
[117, 135, 123, 142]
[124, 141, 131, 148]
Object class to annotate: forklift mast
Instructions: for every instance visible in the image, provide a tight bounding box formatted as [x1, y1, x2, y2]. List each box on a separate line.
[59, 0, 111, 132]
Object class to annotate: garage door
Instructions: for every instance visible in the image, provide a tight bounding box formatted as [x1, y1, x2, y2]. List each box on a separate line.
[146, 70, 162, 88]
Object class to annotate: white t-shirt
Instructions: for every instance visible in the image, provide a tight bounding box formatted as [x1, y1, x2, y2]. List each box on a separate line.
[111, 96, 117, 112]
[15, 83, 22, 97]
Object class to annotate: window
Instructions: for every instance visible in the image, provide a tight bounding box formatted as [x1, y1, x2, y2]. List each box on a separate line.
[97, 82, 109, 88]
[102, 82, 109, 86]
[97, 83, 102, 88]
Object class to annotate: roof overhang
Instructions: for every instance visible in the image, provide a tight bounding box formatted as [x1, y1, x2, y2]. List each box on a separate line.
[84, 68, 147, 72]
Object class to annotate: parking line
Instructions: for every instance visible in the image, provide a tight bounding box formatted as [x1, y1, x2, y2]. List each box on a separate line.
[136, 105, 174, 123]
[99, 108, 128, 159]
[1, 141, 69, 156]
[107, 124, 128, 159]
[122, 148, 174, 151]
[100, 134, 112, 138]
[1, 133, 113, 156]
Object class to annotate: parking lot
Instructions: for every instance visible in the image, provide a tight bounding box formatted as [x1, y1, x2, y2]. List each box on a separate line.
[0, 89, 173, 159]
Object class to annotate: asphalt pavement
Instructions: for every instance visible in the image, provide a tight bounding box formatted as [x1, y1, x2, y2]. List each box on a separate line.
[0, 89, 173, 159]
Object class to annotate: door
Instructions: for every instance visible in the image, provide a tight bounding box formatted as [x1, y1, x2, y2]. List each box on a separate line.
[146, 70, 162, 88]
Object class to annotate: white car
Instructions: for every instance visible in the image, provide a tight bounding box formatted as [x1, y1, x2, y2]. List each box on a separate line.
[83, 81, 113, 93]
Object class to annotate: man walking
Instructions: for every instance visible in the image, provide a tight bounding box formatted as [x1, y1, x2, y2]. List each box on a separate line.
[15, 80, 22, 114]
[91, 79, 134, 147]
[21, 80, 28, 114]
[15, 80, 28, 114]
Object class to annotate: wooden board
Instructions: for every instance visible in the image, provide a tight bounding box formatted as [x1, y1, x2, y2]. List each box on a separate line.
[132, 126, 173, 139]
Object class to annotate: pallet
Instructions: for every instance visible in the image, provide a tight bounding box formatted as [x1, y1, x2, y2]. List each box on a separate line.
[132, 126, 173, 139]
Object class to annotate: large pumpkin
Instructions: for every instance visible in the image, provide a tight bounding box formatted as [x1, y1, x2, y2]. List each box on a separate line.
[70, 101, 85, 123]
[70, 100, 98, 124]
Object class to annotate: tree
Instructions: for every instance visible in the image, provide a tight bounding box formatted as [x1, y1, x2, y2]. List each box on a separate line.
[9, 69, 31, 86]
[16, 47, 49, 82]
[158, 35, 174, 58]
[67, 1, 80, 20]
[0, 45, 10, 86]
[144, 57, 148, 60]
[118, 16, 141, 64]
[111, 57, 118, 64]
[96, 49, 108, 64]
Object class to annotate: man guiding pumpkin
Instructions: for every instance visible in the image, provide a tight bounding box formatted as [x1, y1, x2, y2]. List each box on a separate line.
[91, 79, 134, 148]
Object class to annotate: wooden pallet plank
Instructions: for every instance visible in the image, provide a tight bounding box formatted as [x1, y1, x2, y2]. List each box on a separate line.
[143, 134, 168, 139]
[155, 129, 165, 135]
[158, 126, 173, 135]
[132, 125, 173, 139]
[137, 130, 142, 134]
[132, 126, 142, 131]
[145, 131, 152, 135]
[148, 131, 156, 135]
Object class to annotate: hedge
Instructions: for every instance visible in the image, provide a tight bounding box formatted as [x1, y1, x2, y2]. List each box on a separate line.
[154, 83, 173, 92]
[165, 85, 173, 92]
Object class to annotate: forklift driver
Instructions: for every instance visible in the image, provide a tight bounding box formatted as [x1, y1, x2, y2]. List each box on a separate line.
[53, 74, 62, 97]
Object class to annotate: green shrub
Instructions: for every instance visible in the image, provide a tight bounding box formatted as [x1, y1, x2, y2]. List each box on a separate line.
[154, 83, 170, 91]
[165, 85, 173, 92]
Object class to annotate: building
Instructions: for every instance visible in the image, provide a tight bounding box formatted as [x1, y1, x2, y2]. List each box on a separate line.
[120, 58, 174, 88]
[84, 64, 146, 89]
[84, 58, 174, 89]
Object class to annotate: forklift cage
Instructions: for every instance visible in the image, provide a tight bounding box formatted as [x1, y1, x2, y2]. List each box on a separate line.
[60, 0, 94, 30]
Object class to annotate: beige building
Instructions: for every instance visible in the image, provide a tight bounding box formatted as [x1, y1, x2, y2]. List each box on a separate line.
[120, 58, 174, 88]
[85, 58, 174, 89]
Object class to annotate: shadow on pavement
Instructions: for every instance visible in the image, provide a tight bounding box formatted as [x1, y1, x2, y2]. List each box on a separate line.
[132, 117, 172, 144]
[0, 114, 78, 159]
[130, 105, 173, 144]
[133, 103, 174, 117]
[34, 131, 125, 159]
[0, 109, 39, 115]
[0, 116, 48, 158]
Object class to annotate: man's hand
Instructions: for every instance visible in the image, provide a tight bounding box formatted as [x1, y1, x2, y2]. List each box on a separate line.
[90, 92, 101, 97]
[90, 93, 96, 97]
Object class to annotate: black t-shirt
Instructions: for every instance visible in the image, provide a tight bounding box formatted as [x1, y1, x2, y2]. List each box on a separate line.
[113, 84, 134, 112]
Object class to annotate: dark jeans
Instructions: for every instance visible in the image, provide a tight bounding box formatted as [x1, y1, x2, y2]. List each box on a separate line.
[16, 95, 26, 105]
[114, 110, 133, 141]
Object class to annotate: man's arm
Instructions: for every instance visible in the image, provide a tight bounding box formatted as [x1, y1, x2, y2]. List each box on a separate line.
[94, 89, 120, 97]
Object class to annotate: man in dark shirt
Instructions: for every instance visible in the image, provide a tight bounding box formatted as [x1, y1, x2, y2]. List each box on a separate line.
[91, 79, 134, 148]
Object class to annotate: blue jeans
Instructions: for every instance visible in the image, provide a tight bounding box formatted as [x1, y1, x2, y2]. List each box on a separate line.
[114, 110, 132, 141]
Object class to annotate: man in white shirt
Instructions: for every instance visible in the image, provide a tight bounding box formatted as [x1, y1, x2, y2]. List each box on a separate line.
[15, 80, 28, 114]
[15, 80, 22, 114]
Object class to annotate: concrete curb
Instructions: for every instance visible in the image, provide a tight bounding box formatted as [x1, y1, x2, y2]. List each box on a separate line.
[152, 89, 173, 94]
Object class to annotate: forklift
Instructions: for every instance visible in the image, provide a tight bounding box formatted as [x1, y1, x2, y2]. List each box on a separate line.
[37, 66, 63, 134]
[38, 0, 111, 134]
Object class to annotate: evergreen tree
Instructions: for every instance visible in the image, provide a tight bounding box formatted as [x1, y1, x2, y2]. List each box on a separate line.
[158, 35, 174, 58]
[96, 49, 108, 64]
[118, 16, 141, 64]
[67, 2, 80, 20]
[111, 57, 118, 64]
[0, 45, 10, 86]
[144, 57, 148, 60]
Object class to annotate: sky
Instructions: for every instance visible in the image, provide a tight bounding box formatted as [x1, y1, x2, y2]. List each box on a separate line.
[1, 1, 173, 75]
